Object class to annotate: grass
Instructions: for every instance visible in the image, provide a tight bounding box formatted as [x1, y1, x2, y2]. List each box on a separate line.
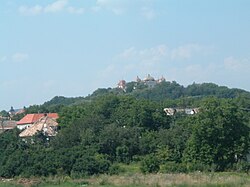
[0, 169, 249, 187]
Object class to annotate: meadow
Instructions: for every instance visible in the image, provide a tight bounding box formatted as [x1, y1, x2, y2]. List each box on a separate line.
[1, 168, 249, 187]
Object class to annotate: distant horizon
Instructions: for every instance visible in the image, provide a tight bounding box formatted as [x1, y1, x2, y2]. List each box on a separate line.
[1, 0, 250, 110]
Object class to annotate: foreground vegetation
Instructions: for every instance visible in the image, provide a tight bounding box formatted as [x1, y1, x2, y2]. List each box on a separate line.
[0, 171, 249, 187]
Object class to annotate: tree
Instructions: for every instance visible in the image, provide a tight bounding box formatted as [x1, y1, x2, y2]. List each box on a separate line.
[0, 110, 9, 118]
[183, 98, 250, 171]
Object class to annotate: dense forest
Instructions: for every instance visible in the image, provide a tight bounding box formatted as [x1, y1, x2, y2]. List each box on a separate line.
[0, 81, 250, 178]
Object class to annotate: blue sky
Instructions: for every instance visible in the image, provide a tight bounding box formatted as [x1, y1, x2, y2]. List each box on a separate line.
[1, 0, 250, 110]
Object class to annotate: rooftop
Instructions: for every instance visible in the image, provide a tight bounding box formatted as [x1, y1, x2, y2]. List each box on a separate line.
[17, 113, 59, 125]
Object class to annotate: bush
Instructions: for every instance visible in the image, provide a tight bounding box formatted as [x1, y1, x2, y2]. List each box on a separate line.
[161, 162, 187, 173]
[140, 155, 160, 173]
[71, 154, 111, 178]
[108, 164, 125, 175]
[233, 161, 250, 173]
[186, 162, 215, 172]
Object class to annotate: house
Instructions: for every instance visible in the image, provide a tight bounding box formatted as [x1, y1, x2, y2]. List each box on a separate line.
[164, 108, 199, 116]
[0, 120, 17, 133]
[19, 115, 58, 137]
[17, 113, 58, 130]
[163, 108, 176, 116]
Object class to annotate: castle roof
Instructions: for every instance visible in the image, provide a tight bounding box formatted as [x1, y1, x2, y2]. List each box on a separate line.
[144, 74, 155, 81]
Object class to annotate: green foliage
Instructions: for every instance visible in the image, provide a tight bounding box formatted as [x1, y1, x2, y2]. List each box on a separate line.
[108, 163, 125, 175]
[140, 154, 160, 173]
[125, 81, 136, 93]
[116, 145, 130, 163]
[91, 88, 112, 97]
[185, 83, 247, 98]
[71, 153, 110, 178]
[139, 131, 159, 155]
[232, 161, 250, 173]
[0, 110, 9, 117]
[183, 98, 250, 171]
[0, 82, 250, 178]
[133, 81, 184, 100]
[43, 96, 84, 107]
[161, 162, 187, 173]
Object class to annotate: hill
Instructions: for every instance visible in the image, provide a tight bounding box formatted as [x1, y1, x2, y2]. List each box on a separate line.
[40, 81, 250, 109]
[0, 80, 249, 178]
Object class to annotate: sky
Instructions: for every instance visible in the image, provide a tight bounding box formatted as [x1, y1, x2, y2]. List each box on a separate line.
[1, 0, 250, 110]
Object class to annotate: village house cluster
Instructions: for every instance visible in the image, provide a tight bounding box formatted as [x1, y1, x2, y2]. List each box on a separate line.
[0, 108, 59, 138]
[18, 113, 59, 137]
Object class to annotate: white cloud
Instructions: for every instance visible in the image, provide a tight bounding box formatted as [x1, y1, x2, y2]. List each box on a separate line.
[118, 44, 168, 63]
[44, 0, 68, 13]
[93, 0, 158, 19]
[119, 47, 137, 59]
[224, 56, 250, 72]
[12, 53, 29, 62]
[19, 0, 84, 15]
[19, 5, 43, 15]
[171, 44, 205, 60]
[118, 43, 212, 63]
[95, 0, 129, 15]
[18, 0, 156, 18]
[67, 7, 84, 14]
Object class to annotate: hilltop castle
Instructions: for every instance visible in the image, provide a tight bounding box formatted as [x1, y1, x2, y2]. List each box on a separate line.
[136, 74, 166, 88]
[117, 74, 166, 91]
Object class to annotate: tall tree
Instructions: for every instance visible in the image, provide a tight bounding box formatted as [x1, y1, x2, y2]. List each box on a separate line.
[183, 98, 250, 170]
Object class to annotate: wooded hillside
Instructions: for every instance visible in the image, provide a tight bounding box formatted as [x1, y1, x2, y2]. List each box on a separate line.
[0, 81, 249, 178]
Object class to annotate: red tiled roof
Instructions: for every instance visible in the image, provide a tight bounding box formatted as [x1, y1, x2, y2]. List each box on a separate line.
[17, 113, 59, 125]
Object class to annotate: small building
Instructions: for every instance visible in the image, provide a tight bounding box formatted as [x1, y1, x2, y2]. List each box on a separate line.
[0, 120, 17, 133]
[163, 108, 176, 116]
[17, 113, 59, 130]
[19, 115, 58, 137]
[164, 108, 199, 116]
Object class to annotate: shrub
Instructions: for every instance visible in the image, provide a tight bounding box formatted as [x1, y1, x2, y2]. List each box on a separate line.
[233, 161, 250, 173]
[161, 162, 187, 173]
[108, 164, 125, 175]
[186, 162, 214, 172]
[140, 155, 160, 173]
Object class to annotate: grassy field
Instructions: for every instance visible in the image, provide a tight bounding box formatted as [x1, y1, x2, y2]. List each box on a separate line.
[0, 164, 249, 187]
[0, 172, 249, 187]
